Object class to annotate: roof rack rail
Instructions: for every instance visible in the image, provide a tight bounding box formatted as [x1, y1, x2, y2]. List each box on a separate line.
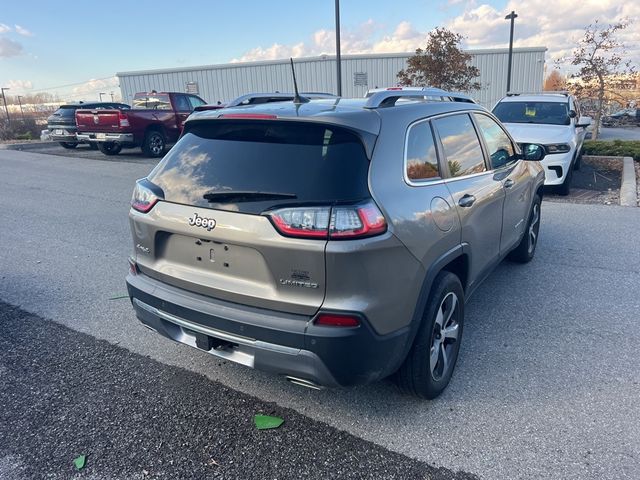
[506, 91, 570, 97]
[364, 87, 475, 109]
[227, 92, 336, 107]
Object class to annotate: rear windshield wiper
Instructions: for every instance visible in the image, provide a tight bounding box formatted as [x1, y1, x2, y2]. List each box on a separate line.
[203, 191, 297, 202]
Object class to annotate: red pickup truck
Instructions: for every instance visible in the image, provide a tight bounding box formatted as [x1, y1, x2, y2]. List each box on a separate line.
[76, 92, 208, 157]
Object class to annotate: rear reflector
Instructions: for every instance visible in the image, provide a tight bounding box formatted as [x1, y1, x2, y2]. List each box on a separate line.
[267, 201, 387, 240]
[128, 257, 138, 275]
[315, 313, 360, 327]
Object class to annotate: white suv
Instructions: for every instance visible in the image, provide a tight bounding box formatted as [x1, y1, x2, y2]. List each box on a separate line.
[492, 92, 591, 195]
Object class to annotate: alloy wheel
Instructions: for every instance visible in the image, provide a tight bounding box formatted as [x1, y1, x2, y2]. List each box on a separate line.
[430, 292, 460, 381]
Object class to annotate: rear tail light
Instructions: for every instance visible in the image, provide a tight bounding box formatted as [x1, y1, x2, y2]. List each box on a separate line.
[315, 313, 360, 327]
[267, 201, 387, 240]
[131, 181, 159, 213]
[119, 112, 130, 127]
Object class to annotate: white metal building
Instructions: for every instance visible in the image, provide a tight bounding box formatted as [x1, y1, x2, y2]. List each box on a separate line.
[117, 47, 546, 109]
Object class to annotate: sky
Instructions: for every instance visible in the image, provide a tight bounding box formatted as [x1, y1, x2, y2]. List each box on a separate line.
[0, 0, 637, 102]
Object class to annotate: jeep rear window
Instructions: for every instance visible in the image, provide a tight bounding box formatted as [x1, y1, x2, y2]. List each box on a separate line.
[493, 101, 570, 125]
[147, 121, 373, 214]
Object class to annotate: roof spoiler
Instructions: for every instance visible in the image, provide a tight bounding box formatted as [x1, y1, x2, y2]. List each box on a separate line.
[507, 91, 570, 97]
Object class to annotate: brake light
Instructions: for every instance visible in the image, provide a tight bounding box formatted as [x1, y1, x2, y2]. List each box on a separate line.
[131, 181, 159, 213]
[119, 112, 130, 127]
[220, 113, 278, 119]
[267, 201, 387, 240]
[315, 313, 360, 327]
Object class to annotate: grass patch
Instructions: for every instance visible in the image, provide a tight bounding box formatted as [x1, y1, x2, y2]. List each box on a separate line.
[583, 140, 640, 161]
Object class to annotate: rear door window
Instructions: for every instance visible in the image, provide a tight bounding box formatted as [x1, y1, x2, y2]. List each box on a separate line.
[433, 114, 486, 178]
[405, 121, 440, 181]
[147, 121, 373, 214]
[174, 95, 191, 112]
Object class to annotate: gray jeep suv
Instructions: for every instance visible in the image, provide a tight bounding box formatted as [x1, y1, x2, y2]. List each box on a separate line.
[126, 88, 546, 399]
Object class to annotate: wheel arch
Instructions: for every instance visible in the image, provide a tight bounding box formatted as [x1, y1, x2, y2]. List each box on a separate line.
[393, 245, 470, 371]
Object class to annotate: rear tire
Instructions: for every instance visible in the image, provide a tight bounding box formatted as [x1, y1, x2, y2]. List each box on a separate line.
[59, 142, 77, 149]
[142, 130, 166, 158]
[395, 271, 464, 399]
[508, 194, 541, 263]
[97, 142, 122, 156]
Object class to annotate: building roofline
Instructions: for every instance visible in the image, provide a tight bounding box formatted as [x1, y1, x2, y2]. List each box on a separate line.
[116, 47, 547, 77]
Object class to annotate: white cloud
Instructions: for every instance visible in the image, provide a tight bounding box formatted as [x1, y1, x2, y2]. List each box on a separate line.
[71, 77, 120, 99]
[0, 23, 11, 34]
[446, 1, 640, 69]
[14, 25, 33, 37]
[5, 79, 33, 91]
[0, 37, 23, 57]
[231, 2, 638, 73]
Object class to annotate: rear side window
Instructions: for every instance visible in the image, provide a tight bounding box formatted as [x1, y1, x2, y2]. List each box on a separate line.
[133, 94, 172, 110]
[433, 114, 486, 178]
[174, 95, 191, 112]
[473, 114, 517, 169]
[147, 121, 372, 214]
[55, 106, 77, 117]
[405, 121, 440, 181]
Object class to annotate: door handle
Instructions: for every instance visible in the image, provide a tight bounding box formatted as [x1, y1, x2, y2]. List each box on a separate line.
[504, 179, 515, 188]
[458, 194, 476, 208]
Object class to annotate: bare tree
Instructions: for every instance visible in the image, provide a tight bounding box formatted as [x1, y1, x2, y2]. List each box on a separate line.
[563, 19, 635, 140]
[543, 70, 567, 91]
[397, 28, 480, 91]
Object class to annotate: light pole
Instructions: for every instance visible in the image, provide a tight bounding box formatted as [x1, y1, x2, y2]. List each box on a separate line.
[1, 87, 10, 124]
[99, 92, 106, 101]
[335, 0, 342, 96]
[17, 95, 25, 121]
[505, 11, 518, 93]
[110, 91, 114, 102]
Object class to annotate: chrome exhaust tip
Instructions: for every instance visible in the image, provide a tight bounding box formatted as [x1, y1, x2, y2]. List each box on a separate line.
[285, 375, 323, 390]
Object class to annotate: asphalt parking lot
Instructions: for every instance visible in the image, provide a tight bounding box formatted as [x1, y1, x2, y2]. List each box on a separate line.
[1, 149, 639, 479]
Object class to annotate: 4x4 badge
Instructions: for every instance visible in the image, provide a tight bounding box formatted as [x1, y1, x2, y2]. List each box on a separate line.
[188, 213, 216, 231]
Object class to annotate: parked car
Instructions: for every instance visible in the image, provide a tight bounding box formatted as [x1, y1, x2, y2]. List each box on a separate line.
[76, 92, 206, 157]
[602, 108, 640, 127]
[493, 92, 591, 195]
[126, 88, 546, 399]
[47, 101, 130, 149]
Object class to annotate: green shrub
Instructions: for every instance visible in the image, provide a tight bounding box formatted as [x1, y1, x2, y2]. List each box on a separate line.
[583, 140, 640, 161]
[0, 118, 40, 141]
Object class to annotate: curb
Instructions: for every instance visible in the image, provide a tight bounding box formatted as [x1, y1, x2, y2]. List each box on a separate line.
[0, 141, 58, 151]
[620, 156, 637, 207]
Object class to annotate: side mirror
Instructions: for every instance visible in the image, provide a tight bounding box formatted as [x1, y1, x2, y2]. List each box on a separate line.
[576, 116, 592, 128]
[568, 110, 577, 118]
[520, 143, 546, 161]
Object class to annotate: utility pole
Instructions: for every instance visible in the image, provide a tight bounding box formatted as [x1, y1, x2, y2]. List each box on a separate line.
[505, 11, 518, 93]
[1, 87, 10, 124]
[335, 0, 342, 96]
[110, 91, 114, 102]
[99, 92, 106, 101]
[17, 95, 25, 120]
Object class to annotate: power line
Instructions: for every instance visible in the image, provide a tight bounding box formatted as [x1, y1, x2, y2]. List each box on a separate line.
[22, 76, 118, 94]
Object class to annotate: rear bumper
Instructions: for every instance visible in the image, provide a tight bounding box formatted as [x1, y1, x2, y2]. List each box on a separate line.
[48, 126, 78, 142]
[126, 272, 409, 387]
[77, 132, 135, 143]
